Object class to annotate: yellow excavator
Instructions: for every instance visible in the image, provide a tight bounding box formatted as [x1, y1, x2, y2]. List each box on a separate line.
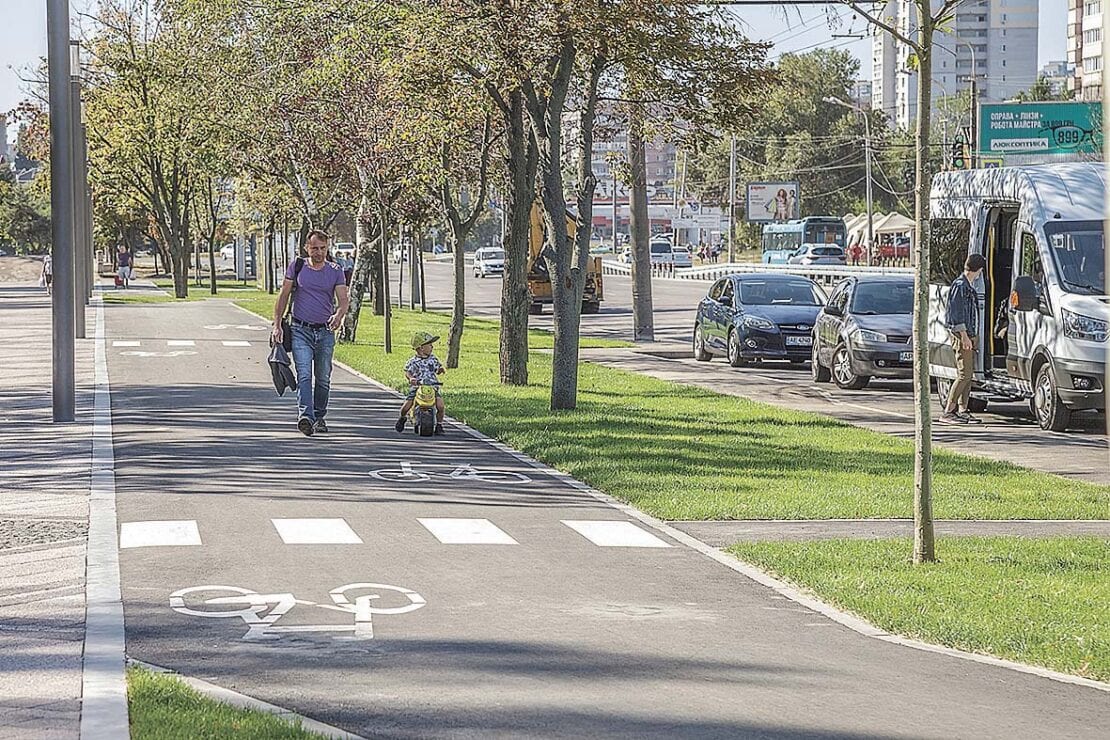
[527, 202, 603, 315]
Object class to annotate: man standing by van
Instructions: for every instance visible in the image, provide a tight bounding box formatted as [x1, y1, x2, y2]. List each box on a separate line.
[940, 253, 987, 424]
[271, 230, 350, 436]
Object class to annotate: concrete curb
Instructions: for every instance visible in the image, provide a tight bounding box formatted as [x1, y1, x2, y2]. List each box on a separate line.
[81, 295, 130, 739]
[229, 302, 1110, 694]
[128, 660, 366, 739]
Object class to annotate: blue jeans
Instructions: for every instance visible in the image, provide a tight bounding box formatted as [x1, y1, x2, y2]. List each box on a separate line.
[291, 324, 335, 423]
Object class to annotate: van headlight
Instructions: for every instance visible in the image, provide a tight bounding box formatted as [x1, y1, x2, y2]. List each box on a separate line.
[854, 328, 887, 344]
[1062, 309, 1108, 342]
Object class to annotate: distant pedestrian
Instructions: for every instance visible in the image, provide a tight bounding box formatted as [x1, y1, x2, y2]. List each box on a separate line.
[116, 245, 133, 289]
[850, 243, 863, 267]
[939, 253, 987, 425]
[710, 244, 720, 264]
[41, 254, 53, 296]
[271, 230, 350, 436]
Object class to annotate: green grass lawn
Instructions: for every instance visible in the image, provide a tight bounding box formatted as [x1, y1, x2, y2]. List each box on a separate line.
[128, 666, 329, 739]
[729, 537, 1110, 682]
[234, 298, 1109, 521]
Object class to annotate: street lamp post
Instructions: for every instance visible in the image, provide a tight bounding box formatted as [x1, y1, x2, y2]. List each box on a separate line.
[48, 0, 76, 422]
[936, 39, 978, 168]
[70, 41, 88, 340]
[825, 96, 873, 265]
[727, 134, 736, 263]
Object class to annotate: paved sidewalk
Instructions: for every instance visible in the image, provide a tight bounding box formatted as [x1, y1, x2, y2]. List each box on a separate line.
[0, 285, 95, 740]
[671, 519, 1110, 547]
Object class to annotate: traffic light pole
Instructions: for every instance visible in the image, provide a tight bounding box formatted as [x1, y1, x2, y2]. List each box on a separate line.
[48, 0, 75, 422]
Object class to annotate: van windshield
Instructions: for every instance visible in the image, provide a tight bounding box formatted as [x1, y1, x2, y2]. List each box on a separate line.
[480, 249, 505, 260]
[1046, 222, 1104, 296]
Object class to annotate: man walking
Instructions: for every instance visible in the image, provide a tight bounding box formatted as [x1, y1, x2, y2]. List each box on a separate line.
[939, 253, 987, 425]
[271, 230, 350, 436]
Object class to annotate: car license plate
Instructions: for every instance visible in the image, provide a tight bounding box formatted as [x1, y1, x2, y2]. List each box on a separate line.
[785, 335, 812, 346]
[899, 351, 912, 362]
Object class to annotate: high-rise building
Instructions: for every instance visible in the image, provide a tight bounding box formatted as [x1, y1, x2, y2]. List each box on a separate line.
[851, 80, 874, 109]
[1068, 0, 1104, 100]
[872, 0, 1039, 129]
[0, 113, 11, 167]
[1039, 60, 1074, 97]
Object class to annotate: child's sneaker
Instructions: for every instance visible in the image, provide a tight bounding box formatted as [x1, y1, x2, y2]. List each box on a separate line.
[434, 423, 445, 436]
[394, 416, 406, 433]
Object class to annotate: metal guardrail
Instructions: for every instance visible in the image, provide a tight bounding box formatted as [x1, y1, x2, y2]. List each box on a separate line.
[601, 260, 913, 287]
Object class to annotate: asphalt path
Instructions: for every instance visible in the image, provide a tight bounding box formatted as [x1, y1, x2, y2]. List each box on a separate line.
[107, 298, 1109, 738]
[412, 260, 1109, 484]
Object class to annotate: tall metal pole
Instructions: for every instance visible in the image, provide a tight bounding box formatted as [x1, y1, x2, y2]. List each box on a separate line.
[70, 49, 86, 340]
[48, 0, 75, 422]
[862, 112, 874, 266]
[611, 180, 618, 253]
[727, 135, 736, 263]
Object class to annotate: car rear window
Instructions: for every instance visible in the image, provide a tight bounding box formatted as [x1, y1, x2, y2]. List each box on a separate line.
[739, 281, 821, 306]
[812, 247, 844, 256]
[650, 243, 672, 254]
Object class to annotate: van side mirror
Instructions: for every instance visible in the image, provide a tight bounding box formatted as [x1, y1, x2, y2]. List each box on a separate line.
[824, 303, 843, 317]
[1011, 276, 1037, 312]
[719, 294, 732, 306]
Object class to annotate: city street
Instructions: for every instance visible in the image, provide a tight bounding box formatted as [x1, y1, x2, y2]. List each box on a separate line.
[104, 296, 1107, 738]
[412, 260, 1109, 485]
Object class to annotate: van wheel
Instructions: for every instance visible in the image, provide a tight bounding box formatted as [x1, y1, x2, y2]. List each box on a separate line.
[693, 325, 712, 362]
[832, 345, 869, 390]
[727, 330, 747, 367]
[581, 301, 600, 315]
[935, 377, 953, 409]
[968, 397, 989, 413]
[1033, 363, 1071, 432]
[811, 342, 831, 383]
[528, 303, 543, 315]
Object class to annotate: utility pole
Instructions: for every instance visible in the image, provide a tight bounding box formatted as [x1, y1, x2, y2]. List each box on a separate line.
[611, 179, 618, 253]
[825, 96, 873, 263]
[48, 0, 75, 422]
[70, 43, 87, 340]
[727, 135, 736, 263]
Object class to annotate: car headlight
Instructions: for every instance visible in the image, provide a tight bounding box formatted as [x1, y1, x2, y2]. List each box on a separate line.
[854, 328, 887, 343]
[1062, 309, 1108, 342]
[743, 315, 775, 330]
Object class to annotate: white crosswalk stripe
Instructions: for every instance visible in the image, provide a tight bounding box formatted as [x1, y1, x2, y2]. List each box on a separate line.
[113, 341, 140, 347]
[221, 340, 251, 347]
[561, 520, 671, 548]
[120, 520, 202, 548]
[271, 518, 363, 544]
[418, 518, 518, 545]
[167, 340, 196, 347]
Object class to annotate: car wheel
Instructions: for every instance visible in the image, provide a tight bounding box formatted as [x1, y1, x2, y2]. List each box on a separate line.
[967, 397, 989, 414]
[1032, 362, 1071, 432]
[832, 345, 870, 390]
[727, 329, 747, 367]
[693, 325, 712, 362]
[811, 341, 831, 383]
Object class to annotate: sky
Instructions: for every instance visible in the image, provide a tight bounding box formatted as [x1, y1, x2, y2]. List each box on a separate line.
[0, 1, 1069, 119]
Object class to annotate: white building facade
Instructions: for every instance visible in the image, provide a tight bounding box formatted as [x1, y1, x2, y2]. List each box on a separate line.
[872, 0, 1040, 129]
[1068, 0, 1104, 100]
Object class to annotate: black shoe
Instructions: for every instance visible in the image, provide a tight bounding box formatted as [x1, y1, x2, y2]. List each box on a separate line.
[958, 412, 983, 425]
[394, 417, 407, 433]
[298, 417, 315, 436]
[314, 418, 329, 433]
[434, 423, 445, 436]
[938, 411, 967, 425]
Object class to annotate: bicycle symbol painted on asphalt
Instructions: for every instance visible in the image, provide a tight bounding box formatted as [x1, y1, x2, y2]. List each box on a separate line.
[169, 582, 426, 641]
[369, 461, 533, 485]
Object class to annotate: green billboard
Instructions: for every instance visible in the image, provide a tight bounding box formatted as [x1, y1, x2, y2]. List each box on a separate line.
[978, 101, 1102, 158]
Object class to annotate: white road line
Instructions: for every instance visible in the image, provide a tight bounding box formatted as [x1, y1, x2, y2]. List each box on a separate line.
[418, 518, 518, 545]
[112, 340, 140, 347]
[221, 340, 251, 347]
[562, 520, 671, 548]
[167, 340, 196, 347]
[119, 520, 202, 549]
[271, 518, 363, 545]
[83, 295, 130, 738]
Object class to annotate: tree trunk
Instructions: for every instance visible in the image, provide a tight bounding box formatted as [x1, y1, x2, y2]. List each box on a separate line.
[379, 204, 393, 354]
[208, 234, 217, 295]
[499, 90, 536, 385]
[341, 193, 381, 343]
[912, 29, 936, 565]
[447, 224, 465, 368]
[628, 105, 654, 342]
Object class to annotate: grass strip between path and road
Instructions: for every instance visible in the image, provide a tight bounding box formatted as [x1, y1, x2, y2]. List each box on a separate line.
[729, 537, 1110, 682]
[236, 299, 1108, 521]
[128, 666, 330, 739]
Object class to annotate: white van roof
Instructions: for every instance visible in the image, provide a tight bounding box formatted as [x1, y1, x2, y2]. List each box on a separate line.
[930, 162, 1105, 224]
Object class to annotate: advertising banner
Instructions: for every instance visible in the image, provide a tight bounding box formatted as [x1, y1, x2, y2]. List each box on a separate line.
[978, 102, 1102, 158]
[746, 182, 801, 223]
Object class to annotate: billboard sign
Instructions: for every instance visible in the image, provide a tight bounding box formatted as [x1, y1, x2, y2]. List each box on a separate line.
[979, 102, 1102, 157]
[746, 182, 801, 223]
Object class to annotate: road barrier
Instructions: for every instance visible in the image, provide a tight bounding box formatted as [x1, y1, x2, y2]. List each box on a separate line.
[602, 260, 912, 287]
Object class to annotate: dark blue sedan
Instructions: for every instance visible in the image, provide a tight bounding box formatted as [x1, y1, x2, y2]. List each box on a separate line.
[693, 273, 825, 366]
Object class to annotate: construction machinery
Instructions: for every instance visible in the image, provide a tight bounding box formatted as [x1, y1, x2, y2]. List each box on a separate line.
[527, 203, 603, 315]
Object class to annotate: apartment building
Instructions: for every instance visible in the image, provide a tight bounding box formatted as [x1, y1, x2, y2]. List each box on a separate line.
[1068, 0, 1104, 100]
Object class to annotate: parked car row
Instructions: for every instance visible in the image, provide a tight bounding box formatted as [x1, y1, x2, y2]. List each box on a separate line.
[693, 272, 916, 393]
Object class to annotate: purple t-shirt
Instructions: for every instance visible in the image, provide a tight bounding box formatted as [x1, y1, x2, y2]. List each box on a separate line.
[286, 259, 345, 325]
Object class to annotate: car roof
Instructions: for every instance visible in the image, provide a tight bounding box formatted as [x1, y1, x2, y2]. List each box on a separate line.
[729, 272, 816, 282]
